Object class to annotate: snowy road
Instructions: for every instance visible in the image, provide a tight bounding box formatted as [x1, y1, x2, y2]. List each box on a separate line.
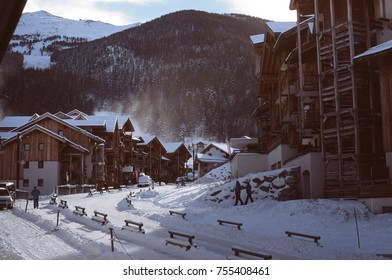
[1, 181, 392, 260]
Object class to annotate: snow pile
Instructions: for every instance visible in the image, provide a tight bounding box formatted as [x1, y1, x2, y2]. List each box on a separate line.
[204, 166, 300, 204]
[195, 162, 231, 184]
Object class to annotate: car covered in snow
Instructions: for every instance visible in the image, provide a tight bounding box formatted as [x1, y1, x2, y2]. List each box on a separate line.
[0, 187, 14, 210]
[0, 181, 16, 199]
[137, 173, 152, 187]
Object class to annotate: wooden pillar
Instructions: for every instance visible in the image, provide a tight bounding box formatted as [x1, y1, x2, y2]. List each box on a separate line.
[296, 8, 305, 133]
[329, 0, 343, 187]
[315, 0, 325, 157]
[347, 0, 361, 184]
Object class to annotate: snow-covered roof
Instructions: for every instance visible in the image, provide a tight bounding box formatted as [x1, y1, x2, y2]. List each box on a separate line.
[354, 39, 392, 61]
[266, 21, 297, 34]
[201, 142, 235, 155]
[163, 142, 184, 153]
[9, 112, 105, 143]
[66, 118, 107, 128]
[0, 132, 18, 140]
[0, 116, 31, 128]
[196, 153, 228, 163]
[2, 124, 89, 153]
[137, 135, 156, 146]
[250, 34, 265, 44]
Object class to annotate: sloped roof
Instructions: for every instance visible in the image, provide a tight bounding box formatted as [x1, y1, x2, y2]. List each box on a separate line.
[250, 34, 265, 45]
[54, 111, 73, 119]
[196, 153, 228, 163]
[9, 112, 105, 143]
[0, 116, 31, 129]
[67, 109, 88, 117]
[201, 142, 235, 155]
[67, 114, 134, 133]
[3, 124, 90, 154]
[163, 142, 184, 153]
[266, 22, 297, 34]
[354, 39, 392, 62]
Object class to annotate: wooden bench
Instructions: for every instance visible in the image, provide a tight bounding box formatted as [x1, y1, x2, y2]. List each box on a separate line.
[217, 219, 242, 230]
[169, 210, 186, 219]
[123, 219, 144, 233]
[231, 245, 272, 260]
[106, 186, 114, 192]
[59, 199, 68, 209]
[73, 206, 87, 216]
[165, 238, 191, 251]
[91, 210, 109, 225]
[168, 230, 195, 245]
[88, 188, 97, 196]
[285, 231, 321, 245]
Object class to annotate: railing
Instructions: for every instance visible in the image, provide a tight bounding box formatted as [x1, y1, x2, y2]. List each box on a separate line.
[282, 96, 298, 122]
[303, 109, 320, 129]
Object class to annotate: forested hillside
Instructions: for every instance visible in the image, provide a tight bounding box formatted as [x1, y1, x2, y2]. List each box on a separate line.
[2, 10, 266, 141]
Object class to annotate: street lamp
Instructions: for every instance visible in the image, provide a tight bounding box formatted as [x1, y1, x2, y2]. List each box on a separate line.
[188, 143, 197, 181]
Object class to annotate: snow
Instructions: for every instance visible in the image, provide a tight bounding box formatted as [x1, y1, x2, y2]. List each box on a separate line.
[266, 21, 297, 33]
[1, 162, 392, 263]
[250, 34, 265, 44]
[14, 10, 138, 40]
[354, 38, 392, 61]
[9, 10, 139, 69]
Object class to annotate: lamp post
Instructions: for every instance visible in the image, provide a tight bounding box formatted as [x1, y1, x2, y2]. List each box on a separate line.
[188, 143, 196, 181]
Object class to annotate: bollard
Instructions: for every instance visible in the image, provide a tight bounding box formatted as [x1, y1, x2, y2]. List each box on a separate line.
[109, 228, 114, 252]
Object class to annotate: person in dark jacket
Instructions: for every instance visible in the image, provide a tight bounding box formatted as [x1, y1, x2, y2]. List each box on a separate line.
[234, 180, 244, 206]
[244, 180, 254, 205]
[31, 186, 41, 209]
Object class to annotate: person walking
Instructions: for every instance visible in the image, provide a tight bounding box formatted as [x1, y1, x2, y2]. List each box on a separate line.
[31, 186, 41, 209]
[244, 180, 254, 205]
[234, 180, 244, 206]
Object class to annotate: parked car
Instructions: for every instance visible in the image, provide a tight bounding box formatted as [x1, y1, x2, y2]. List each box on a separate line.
[0, 187, 14, 210]
[138, 173, 152, 187]
[176, 176, 192, 185]
[0, 181, 16, 199]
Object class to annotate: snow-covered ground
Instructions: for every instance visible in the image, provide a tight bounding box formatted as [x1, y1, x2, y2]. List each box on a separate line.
[1, 164, 392, 261]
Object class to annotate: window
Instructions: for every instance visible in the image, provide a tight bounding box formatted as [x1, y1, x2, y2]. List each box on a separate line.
[38, 161, 44, 169]
[39, 143, 44, 151]
[24, 143, 30, 151]
[37, 179, 44, 187]
[23, 179, 29, 188]
[23, 161, 29, 169]
[58, 130, 64, 137]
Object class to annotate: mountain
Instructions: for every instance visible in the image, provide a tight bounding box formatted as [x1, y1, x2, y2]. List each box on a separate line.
[2, 10, 266, 141]
[8, 10, 139, 68]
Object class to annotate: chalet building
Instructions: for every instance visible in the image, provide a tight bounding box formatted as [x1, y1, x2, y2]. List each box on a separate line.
[135, 135, 168, 183]
[196, 142, 234, 178]
[0, 113, 105, 194]
[163, 142, 192, 182]
[248, 0, 392, 211]
[56, 110, 136, 187]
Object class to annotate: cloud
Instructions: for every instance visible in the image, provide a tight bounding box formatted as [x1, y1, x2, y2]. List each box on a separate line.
[24, 0, 138, 25]
[221, 0, 296, 21]
[23, 0, 297, 25]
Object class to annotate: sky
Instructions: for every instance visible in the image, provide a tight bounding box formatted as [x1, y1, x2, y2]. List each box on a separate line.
[23, 0, 297, 26]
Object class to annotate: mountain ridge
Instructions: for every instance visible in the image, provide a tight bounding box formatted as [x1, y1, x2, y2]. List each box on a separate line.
[9, 10, 139, 69]
[3, 10, 266, 141]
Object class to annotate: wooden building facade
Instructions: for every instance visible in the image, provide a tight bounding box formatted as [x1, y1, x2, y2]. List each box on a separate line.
[0, 111, 191, 194]
[252, 0, 392, 200]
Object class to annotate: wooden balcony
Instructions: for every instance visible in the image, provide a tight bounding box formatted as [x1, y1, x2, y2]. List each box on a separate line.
[282, 96, 298, 123]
